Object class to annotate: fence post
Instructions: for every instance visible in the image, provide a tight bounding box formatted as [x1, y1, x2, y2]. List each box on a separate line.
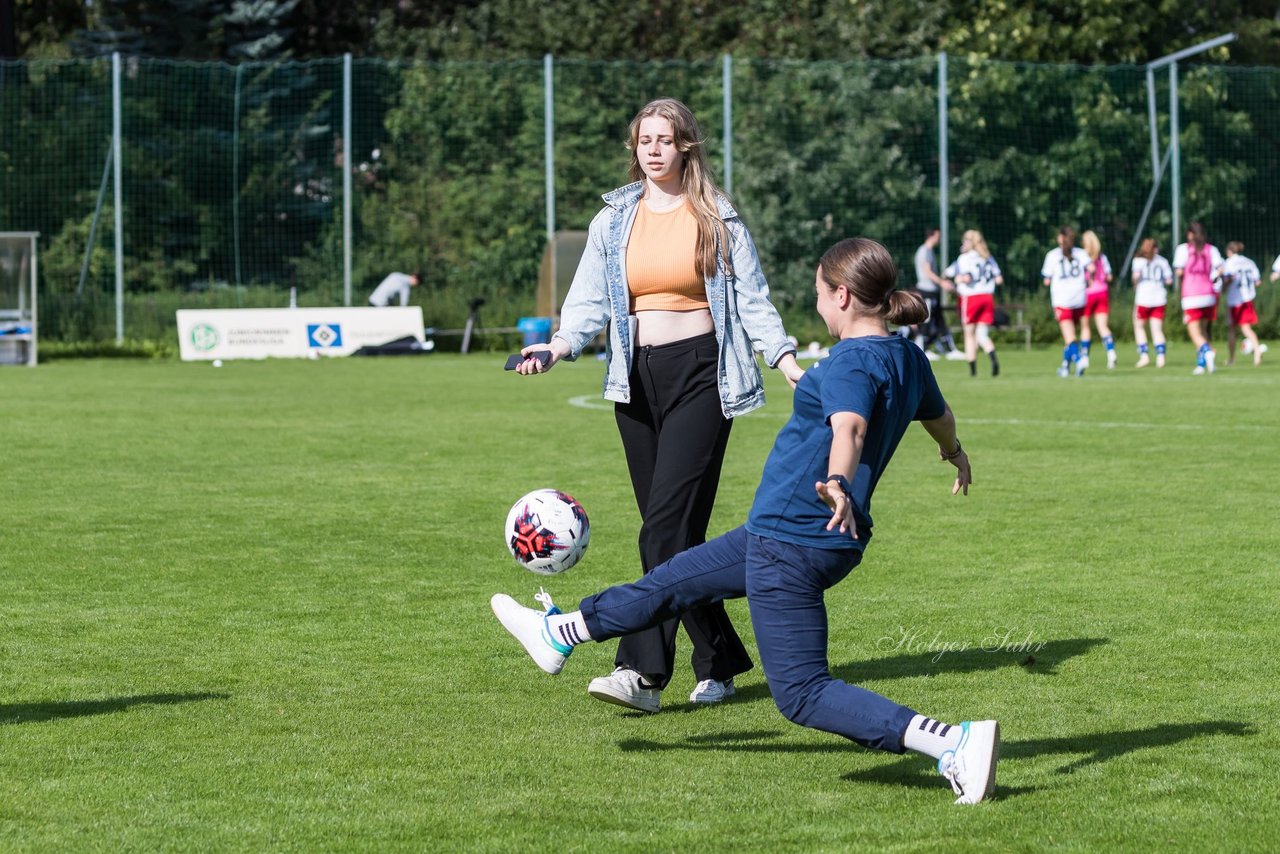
[937, 52, 949, 274]
[722, 54, 733, 196]
[1145, 66, 1159, 177]
[112, 52, 124, 344]
[544, 53, 556, 318]
[343, 53, 353, 307]
[233, 63, 243, 287]
[1169, 62, 1179, 252]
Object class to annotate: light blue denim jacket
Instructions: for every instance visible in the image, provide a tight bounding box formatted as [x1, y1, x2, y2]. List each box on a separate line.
[552, 182, 795, 418]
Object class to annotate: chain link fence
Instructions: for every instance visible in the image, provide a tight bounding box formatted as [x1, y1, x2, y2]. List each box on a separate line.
[1, 55, 1277, 347]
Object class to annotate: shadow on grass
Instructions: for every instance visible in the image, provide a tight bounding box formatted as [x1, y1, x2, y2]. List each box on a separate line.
[0, 692, 230, 725]
[619, 721, 1254, 800]
[839, 720, 1256, 799]
[659, 637, 1109, 711]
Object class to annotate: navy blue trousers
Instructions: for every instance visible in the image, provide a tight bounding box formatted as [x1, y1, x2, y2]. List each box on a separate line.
[579, 526, 917, 753]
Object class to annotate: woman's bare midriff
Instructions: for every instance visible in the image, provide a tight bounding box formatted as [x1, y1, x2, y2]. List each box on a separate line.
[634, 308, 714, 347]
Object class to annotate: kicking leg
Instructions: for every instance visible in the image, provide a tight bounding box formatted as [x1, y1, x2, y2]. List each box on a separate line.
[491, 527, 750, 675]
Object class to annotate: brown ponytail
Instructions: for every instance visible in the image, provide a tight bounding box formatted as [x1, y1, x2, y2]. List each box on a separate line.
[886, 290, 929, 326]
[819, 237, 927, 325]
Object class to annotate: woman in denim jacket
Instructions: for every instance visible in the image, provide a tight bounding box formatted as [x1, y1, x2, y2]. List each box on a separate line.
[515, 98, 803, 713]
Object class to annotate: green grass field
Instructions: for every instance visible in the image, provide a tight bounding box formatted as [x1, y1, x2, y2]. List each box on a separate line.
[2, 347, 1277, 851]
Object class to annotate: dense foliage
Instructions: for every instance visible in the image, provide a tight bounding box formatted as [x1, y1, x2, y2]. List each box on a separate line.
[3, 2, 1278, 342]
[13, 0, 1280, 65]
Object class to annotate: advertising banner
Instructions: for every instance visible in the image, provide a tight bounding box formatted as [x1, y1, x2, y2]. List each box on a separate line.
[176, 307, 425, 361]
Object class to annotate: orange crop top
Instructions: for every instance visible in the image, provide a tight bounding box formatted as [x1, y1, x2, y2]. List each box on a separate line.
[625, 201, 710, 312]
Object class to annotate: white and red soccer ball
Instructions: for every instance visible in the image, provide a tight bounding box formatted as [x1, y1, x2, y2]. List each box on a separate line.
[505, 489, 590, 575]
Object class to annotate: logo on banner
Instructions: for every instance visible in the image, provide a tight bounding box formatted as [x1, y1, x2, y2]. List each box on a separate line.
[307, 323, 343, 348]
[191, 323, 219, 351]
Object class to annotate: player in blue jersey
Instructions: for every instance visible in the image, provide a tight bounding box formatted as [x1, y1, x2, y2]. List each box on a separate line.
[491, 237, 999, 805]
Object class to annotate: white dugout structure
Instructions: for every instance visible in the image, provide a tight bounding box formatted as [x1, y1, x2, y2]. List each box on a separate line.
[0, 231, 38, 366]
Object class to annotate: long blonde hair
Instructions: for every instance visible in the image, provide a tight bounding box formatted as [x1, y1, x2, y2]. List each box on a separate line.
[1082, 230, 1103, 262]
[627, 98, 731, 277]
[962, 229, 990, 260]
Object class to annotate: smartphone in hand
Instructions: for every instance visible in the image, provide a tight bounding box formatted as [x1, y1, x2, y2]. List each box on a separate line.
[504, 351, 552, 371]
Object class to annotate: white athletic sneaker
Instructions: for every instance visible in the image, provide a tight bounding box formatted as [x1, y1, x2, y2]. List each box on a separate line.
[1156, 353, 1166, 368]
[587, 667, 661, 713]
[489, 591, 572, 675]
[1107, 350, 1117, 369]
[1057, 365, 1069, 378]
[938, 720, 1000, 805]
[1192, 365, 1206, 375]
[1205, 349, 1216, 374]
[1135, 354, 1150, 368]
[1076, 354, 1089, 376]
[1257, 343, 1268, 366]
[944, 350, 966, 361]
[689, 678, 735, 704]
[925, 350, 941, 362]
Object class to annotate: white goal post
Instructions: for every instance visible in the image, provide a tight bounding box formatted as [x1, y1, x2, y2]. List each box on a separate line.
[0, 232, 39, 367]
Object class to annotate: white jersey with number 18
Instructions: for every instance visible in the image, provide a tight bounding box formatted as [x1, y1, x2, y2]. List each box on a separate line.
[1041, 246, 1090, 309]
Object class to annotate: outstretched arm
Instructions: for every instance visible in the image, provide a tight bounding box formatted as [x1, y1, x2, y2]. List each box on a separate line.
[920, 404, 972, 496]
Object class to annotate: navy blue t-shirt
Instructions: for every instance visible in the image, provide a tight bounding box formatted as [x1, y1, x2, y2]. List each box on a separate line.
[745, 335, 946, 550]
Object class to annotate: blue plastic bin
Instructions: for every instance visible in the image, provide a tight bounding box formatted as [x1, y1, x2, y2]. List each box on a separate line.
[517, 316, 552, 346]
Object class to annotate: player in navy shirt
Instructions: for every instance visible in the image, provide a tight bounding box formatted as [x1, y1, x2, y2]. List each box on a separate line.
[747, 333, 945, 550]
[491, 238, 1000, 804]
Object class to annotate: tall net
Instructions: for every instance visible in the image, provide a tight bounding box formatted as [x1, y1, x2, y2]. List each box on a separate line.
[945, 61, 1156, 297]
[0, 60, 112, 340]
[734, 58, 939, 340]
[0, 56, 1276, 345]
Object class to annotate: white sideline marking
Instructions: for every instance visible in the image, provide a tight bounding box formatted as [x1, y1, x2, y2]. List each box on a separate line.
[566, 395, 1268, 432]
[961, 417, 1270, 433]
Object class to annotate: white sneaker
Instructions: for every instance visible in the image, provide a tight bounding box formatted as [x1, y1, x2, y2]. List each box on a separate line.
[1205, 349, 1216, 373]
[1192, 365, 1206, 375]
[489, 592, 572, 675]
[938, 720, 1000, 805]
[588, 667, 661, 713]
[689, 678, 735, 704]
[944, 350, 967, 361]
[1057, 365, 1069, 378]
[1135, 354, 1150, 368]
[925, 349, 941, 362]
[1107, 350, 1117, 369]
[1156, 353, 1166, 368]
[1076, 354, 1089, 376]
